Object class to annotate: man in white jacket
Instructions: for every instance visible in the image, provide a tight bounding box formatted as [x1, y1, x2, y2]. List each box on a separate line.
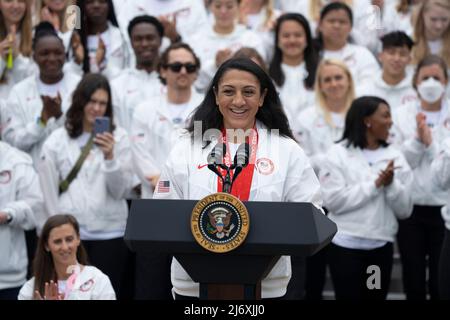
[111, 15, 164, 134]
[130, 42, 203, 300]
[0, 141, 44, 299]
[358, 31, 417, 109]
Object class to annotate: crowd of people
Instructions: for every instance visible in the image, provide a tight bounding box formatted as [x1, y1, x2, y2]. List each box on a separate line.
[0, 0, 450, 301]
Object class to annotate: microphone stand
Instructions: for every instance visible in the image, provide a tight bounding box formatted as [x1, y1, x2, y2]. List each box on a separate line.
[219, 164, 234, 194]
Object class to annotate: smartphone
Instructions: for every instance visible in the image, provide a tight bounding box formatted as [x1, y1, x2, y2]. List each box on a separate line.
[94, 117, 110, 135]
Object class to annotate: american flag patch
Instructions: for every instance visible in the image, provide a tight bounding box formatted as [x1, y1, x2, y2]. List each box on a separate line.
[157, 180, 170, 193]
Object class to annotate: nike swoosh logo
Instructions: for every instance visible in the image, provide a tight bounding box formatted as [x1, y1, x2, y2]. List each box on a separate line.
[197, 164, 208, 170]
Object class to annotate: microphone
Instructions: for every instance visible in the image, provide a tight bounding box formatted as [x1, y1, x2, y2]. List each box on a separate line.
[234, 143, 250, 168]
[207, 142, 226, 183]
[231, 143, 250, 190]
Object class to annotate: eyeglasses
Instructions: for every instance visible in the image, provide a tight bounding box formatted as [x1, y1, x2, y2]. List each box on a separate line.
[165, 62, 198, 73]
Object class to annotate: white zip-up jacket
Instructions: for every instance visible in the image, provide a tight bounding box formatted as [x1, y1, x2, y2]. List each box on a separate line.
[294, 105, 344, 171]
[189, 24, 266, 92]
[153, 122, 322, 299]
[18, 265, 116, 300]
[111, 68, 163, 133]
[319, 142, 413, 242]
[1, 73, 81, 166]
[131, 90, 203, 198]
[390, 99, 450, 205]
[431, 137, 450, 230]
[37, 127, 134, 234]
[0, 54, 36, 100]
[277, 63, 315, 122]
[322, 43, 380, 91]
[357, 71, 418, 109]
[0, 142, 43, 290]
[66, 23, 129, 80]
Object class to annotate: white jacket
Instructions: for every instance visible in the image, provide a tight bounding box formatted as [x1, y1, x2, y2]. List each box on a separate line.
[277, 63, 315, 121]
[294, 106, 344, 171]
[131, 90, 203, 198]
[1, 73, 81, 166]
[18, 265, 116, 300]
[322, 43, 380, 91]
[0, 142, 43, 290]
[111, 68, 163, 133]
[430, 137, 450, 230]
[189, 24, 266, 92]
[66, 23, 129, 80]
[154, 122, 322, 299]
[390, 99, 450, 205]
[37, 127, 134, 235]
[319, 142, 413, 242]
[357, 71, 418, 109]
[0, 54, 36, 100]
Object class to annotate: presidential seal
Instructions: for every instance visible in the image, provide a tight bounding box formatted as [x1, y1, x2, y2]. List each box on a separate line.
[191, 193, 250, 253]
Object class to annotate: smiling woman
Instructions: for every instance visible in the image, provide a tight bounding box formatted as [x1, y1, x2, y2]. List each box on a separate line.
[319, 96, 414, 300]
[154, 58, 323, 300]
[18, 214, 116, 300]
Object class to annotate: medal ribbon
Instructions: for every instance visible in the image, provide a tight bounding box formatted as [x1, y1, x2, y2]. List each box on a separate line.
[216, 125, 258, 201]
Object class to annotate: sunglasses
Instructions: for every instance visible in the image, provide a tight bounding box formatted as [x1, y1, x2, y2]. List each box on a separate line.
[165, 62, 198, 73]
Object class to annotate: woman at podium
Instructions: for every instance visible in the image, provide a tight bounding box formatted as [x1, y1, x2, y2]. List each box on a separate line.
[153, 58, 322, 300]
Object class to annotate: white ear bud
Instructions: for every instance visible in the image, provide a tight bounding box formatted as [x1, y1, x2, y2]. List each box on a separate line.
[366, 123, 371, 128]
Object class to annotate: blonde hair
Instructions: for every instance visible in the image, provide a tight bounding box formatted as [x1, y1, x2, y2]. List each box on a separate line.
[315, 59, 355, 127]
[34, 0, 75, 33]
[239, 0, 275, 30]
[0, 0, 33, 57]
[309, 0, 353, 23]
[412, 0, 450, 66]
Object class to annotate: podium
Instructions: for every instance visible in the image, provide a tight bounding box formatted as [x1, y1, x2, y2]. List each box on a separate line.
[124, 199, 337, 300]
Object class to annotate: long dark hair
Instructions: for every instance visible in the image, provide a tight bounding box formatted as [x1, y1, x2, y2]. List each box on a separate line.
[65, 73, 115, 138]
[315, 2, 353, 53]
[187, 58, 295, 141]
[33, 214, 89, 297]
[76, 0, 119, 73]
[339, 96, 390, 149]
[269, 13, 319, 89]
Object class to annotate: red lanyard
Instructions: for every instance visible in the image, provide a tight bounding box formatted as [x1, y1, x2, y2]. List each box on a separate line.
[216, 126, 258, 201]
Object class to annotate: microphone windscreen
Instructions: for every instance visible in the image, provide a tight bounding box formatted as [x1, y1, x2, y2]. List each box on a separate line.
[207, 143, 226, 165]
[235, 143, 250, 167]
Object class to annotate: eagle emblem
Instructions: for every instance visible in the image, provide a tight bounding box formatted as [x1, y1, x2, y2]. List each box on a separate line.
[207, 207, 235, 239]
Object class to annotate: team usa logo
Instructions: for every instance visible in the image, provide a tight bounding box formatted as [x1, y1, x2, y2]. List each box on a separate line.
[191, 193, 250, 253]
[256, 158, 275, 175]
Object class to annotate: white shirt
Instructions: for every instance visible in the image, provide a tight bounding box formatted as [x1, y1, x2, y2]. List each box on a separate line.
[111, 68, 163, 133]
[37, 77, 63, 98]
[37, 127, 134, 237]
[189, 24, 266, 92]
[357, 71, 418, 110]
[18, 265, 116, 300]
[431, 137, 450, 230]
[322, 43, 380, 91]
[0, 142, 43, 290]
[390, 99, 450, 205]
[87, 29, 111, 73]
[154, 121, 322, 299]
[294, 106, 345, 171]
[428, 39, 443, 55]
[1, 73, 81, 166]
[277, 63, 315, 122]
[320, 142, 413, 243]
[131, 90, 204, 199]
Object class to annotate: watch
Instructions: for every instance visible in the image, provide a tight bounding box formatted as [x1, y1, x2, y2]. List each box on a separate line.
[6, 213, 13, 224]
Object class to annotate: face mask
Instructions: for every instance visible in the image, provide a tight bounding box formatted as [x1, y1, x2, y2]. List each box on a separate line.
[417, 78, 446, 104]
